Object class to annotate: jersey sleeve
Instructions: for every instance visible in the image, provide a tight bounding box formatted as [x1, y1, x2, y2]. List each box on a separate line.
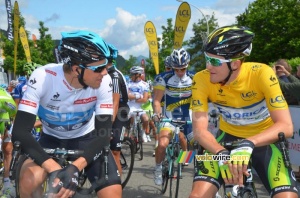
[153, 74, 166, 91]
[95, 74, 113, 115]
[258, 65, 288, 111]
[191, 71, 210, 112]
[18, 68, 46, 115]
[0, 88, 17, 117]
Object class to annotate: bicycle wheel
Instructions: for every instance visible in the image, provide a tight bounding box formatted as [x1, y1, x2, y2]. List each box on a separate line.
[0, 151, 4, 190]
[121, 137, 135, 189]
[242, 190, 256, 198]
[137, 124, 143, 160]
[169, 159, 175, 198]
[161, 158, 169, 194]
[174, 162, 182, 198]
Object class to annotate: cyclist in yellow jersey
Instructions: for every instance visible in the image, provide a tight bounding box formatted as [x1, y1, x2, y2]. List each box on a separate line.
[190, 26, 298, 198]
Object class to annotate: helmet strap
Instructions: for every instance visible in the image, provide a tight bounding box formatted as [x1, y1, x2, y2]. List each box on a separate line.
[219, 62, 237, 86]
[75, 68, 88, 89]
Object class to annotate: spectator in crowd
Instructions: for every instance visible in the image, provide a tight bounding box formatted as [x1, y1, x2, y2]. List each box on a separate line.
[274, 59, 300, 105]
[274, 64, 300, 105]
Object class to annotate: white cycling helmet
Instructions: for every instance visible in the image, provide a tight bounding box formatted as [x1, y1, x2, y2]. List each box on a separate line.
[130, 66, 144, 74]
[170, 47, 190, 68]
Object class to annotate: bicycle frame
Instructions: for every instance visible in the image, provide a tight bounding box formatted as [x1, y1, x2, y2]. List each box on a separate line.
[129, 109, 144, 160]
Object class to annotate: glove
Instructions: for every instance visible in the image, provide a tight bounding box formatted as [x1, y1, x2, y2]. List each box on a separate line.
[217, 149, 232, 180]
[54, 164, 80, 191]
[230, 139, 254, 166]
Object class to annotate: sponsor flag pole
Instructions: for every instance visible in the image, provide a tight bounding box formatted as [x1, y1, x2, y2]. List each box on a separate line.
[144, 21, 159, 75]
[173, 2, 191, 49]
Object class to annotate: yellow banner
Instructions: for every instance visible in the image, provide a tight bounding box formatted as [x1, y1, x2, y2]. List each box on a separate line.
[13, 1, 20, 74]
[19, 26, 31, 63]
[144, 21, 159, 75]
[173, 2, 191, 49]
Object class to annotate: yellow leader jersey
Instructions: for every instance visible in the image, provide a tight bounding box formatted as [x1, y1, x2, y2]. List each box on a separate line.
[192, 62, 287, 138]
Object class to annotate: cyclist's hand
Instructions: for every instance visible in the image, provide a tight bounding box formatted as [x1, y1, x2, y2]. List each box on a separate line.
[229, 139, 254, 186]
[152, 113, 161, 122]
[51, 164, 80, 198]
[217, 149, 232, 184]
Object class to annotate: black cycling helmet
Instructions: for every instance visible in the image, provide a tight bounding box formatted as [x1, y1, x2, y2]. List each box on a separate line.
[170, 47, 190, 68]
[204, 26, 254, 59]
[59, 30, 110, 66]
[24, 62, 42, 75]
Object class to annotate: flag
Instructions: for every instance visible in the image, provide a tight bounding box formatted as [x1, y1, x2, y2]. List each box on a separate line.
[32, 34, 37, 47]
[13, 1, 20, 74]
[173, 2, 191, 49]
[53, 46, 62, 63]
[144, 21, 159, 75]
[5, 0, 13, 41]
[19, 26, 31, 63]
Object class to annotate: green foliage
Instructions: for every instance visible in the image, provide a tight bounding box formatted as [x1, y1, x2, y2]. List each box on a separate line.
[187, 13, 219, 72]
[236, 0, 300, 64]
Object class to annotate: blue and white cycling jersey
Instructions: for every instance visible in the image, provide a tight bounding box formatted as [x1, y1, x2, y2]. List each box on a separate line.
[18, 63, 113, 139]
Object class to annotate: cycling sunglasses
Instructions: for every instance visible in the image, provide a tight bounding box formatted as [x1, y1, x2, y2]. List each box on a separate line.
[79, 58, 108, 73]
[174, 67, 187, 72]
[204, 52, 231, 67]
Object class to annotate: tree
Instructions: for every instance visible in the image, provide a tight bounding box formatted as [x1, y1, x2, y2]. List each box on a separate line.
[187, 13, 219, 72]
[236, 0, 300, 63]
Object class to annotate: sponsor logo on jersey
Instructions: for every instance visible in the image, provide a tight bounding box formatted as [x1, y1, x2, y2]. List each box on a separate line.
[74, 97, 97, 104]
[192, 99, 203, 107]
[167, 86, 191, 92]
[217, 88, 225, 96]
[251, 64, 262, 71]
[240, 91, 257, 101]
[46, 104, 59, 110]
[51, 92, 61, 101]
[45, 69, 57, 76]
[29, 78, 37, 85]
[20, 99, 37, 108]
[269, 95, 286, 108]
[63, 80, 72, 91]
[269, 75, 279, 87]
[100, 104, 113, 108]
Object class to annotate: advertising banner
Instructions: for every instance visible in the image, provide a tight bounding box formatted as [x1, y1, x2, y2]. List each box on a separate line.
[5, 0, 13, 40]
[19, 26, 32, 63]
[13, 1, 20, 74]
[144, 21, 159, 75]
[173, 2, 191, 49]
[288, 106, 300, 166]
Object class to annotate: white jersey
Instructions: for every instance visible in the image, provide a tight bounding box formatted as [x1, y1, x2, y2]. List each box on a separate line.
[18, 63, 113, 139]
[127, 80, 149, 110]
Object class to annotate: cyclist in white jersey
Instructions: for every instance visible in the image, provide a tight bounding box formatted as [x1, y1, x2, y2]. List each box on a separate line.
[127, 66, 150, 142]
[12, 30, 121, 198]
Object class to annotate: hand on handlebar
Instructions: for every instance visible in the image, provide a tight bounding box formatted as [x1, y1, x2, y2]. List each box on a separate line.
[152, 113, 161, 122]
[228, 139, 254, 186]
[48, 164, 80, 197]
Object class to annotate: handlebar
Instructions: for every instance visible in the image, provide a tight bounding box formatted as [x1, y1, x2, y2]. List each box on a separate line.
[160, 118, 192, 125]
[43, 148, 84, 157]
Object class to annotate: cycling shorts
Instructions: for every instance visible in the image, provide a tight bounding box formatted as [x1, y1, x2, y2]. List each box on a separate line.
[193, 131, 298, 197]
[39, 132, 121, 192]
[110, 105, 129, 151]
[159, 120, 192, 138]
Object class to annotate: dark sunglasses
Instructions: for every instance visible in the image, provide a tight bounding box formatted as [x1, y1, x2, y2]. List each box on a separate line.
[174, 67, 187, 72]
[79, 59, 108, 73]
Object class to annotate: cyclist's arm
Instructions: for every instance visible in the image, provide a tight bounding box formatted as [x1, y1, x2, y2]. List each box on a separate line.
[11, 111, 53, 166]
[153, 88, 164, 115]
[247, 108, 293, 147]
[247, 66, 293, 146]
[135, 91, 148, 103]
[112, 93, 120, 122]
[192, 111, 225, 154]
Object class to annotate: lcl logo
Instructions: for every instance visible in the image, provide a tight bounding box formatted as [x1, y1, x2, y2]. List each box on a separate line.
[145, 28, 154, 35]
[175, 26, 185, 33]
[179, 10, 190, 17]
